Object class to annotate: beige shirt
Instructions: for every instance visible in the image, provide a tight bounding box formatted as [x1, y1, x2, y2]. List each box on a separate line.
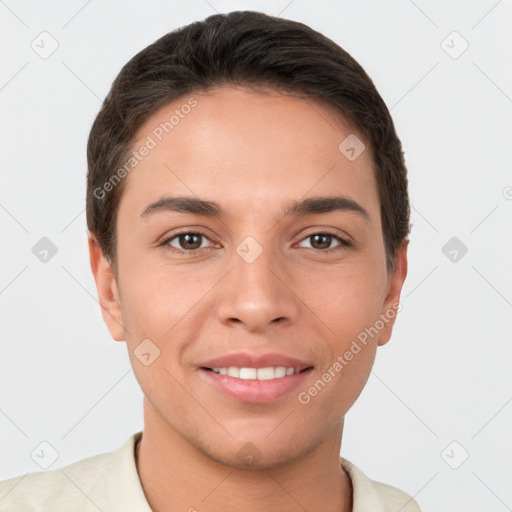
[0, 431, 421, 511]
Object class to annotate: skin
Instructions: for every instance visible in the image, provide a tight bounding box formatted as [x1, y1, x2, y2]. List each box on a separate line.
[89, 85, 407, 512]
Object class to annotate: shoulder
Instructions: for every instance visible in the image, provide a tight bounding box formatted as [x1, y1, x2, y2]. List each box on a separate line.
[0, 433, 144, 512]
[370, 480, 422, 512]
[0, 450, 112, 511]
[340, 457, 422, 512]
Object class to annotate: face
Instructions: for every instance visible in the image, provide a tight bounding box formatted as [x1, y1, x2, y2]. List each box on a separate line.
[89, 86, 407, 470]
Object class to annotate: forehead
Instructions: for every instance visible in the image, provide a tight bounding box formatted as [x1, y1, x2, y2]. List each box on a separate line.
[120, 86, 378, 219]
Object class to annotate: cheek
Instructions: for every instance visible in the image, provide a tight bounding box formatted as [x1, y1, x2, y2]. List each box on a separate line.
[118, 261, 216, 390]
[119, 258, 201, 337]
[300, 261, 384, 339]
[297, 261, 384, 397]
[299, 270, 381, 415]
[119, 267, 191, 404]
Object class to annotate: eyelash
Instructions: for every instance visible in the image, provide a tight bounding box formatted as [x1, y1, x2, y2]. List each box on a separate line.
[159, 230, 351, 256]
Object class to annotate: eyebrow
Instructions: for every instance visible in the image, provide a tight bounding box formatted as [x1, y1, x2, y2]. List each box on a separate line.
[140, 195, 370, 222]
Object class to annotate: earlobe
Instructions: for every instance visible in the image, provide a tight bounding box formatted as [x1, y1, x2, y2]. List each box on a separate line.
[377, 240, 408, 347]
[88, 235, 126, 342]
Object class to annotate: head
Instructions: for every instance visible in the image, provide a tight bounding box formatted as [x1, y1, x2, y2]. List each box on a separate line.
[87, 11, 410, 469]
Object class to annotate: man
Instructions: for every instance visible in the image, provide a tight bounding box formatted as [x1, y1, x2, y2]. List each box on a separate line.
[0, 10, 420, 511]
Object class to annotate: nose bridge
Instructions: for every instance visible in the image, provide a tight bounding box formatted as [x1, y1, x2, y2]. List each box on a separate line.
[235, 237, 280, 296]
[216, 235, 299, 331]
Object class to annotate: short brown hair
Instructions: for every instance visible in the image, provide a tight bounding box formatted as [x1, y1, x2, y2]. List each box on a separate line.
[86, 10, 410, 274]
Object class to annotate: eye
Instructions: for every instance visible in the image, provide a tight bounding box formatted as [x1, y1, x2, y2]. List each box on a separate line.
[162, 231, 214, 254]
[160, 230, 351, 256]
[297, 232, 351, 252]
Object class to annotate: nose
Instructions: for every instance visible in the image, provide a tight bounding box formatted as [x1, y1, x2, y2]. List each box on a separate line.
[215, 242, 300, 334]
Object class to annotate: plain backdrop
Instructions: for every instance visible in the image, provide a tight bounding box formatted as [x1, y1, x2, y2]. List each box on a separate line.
[1, 1, 511, 511]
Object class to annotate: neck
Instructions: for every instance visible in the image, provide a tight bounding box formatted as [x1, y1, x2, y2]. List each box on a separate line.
[135, 399, 353, 512]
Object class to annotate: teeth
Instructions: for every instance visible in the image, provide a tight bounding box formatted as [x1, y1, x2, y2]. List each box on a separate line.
[274, 367, 286, 378]
[210, 366, 302, 380]
[257, 367, 275, 380]
[239, 367, 257, 380]
[227, 367, 239, 378]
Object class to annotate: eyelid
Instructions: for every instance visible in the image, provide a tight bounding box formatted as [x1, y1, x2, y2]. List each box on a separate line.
[294, 231, 351, 251]
[157, 225, 216, 244]
[296, 227, 352, 244]
[159, 230, 218, 253]
[160, 228, 352, 255]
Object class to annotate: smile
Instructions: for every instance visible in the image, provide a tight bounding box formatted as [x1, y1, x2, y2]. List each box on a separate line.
[200, 366, 314, 404]
[205, 366, 305, 380]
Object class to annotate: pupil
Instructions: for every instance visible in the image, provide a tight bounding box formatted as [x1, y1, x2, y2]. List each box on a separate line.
[312, 234, 330, 249]
[181, 233, 201, 249]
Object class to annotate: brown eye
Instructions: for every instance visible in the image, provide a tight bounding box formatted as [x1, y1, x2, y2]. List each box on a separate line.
[310, 233, 332, 250]
[298, 232, 350, 252]
[165, 232, 209, 252]
[178, 233, 202, 250]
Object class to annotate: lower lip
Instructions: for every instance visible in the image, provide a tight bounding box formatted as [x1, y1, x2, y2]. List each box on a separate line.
[199, 368, 313, 404]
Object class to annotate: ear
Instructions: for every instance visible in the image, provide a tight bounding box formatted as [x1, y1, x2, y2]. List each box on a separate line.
[88, 234, 126, 342]
[377, 240, 408, 347]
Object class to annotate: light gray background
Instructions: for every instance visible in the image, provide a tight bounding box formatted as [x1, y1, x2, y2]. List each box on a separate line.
[1, 1, 511, 510]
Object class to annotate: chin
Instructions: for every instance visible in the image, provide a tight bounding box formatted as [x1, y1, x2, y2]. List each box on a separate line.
[208, 446, 300, 471]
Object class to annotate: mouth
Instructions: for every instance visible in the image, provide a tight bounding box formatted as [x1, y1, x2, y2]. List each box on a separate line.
[201, 365, 313, 380]
[199, 366, 314, 404]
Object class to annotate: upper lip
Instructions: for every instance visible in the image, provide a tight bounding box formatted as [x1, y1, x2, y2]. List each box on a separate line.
[199, 351, 314, 371]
